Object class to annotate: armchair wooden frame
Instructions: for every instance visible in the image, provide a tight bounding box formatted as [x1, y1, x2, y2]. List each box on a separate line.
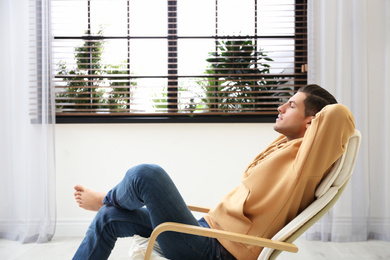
[144, 129, 361, 260]
[144, 205, 298, 260]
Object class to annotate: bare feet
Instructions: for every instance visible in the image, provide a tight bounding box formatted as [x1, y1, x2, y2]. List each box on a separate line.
[74, 185, 107, 211]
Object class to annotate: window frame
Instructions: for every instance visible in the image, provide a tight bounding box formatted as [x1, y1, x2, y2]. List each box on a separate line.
[53, 0, 307, 124]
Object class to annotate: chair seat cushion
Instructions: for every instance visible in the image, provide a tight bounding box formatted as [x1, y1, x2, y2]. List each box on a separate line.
[129, 235, 168, 260]
[315, 131, 360, 198]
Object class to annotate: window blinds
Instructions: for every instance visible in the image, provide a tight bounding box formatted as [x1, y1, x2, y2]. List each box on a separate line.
[52, 0, 307, 119]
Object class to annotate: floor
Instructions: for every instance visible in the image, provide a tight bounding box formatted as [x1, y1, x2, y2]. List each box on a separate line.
[0, 236, 389, 260]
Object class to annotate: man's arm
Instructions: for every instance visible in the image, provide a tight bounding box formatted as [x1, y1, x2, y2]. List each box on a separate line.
[294, 104, 355, 178]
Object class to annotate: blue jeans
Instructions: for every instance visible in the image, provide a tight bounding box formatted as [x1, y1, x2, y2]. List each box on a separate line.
[73, 164, 236, 260]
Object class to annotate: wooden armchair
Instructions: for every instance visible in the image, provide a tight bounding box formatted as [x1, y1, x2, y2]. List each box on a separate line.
[143, 130, 361, 260]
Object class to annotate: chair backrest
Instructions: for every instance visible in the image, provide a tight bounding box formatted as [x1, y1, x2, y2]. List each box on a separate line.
[258, 129, 362, 260]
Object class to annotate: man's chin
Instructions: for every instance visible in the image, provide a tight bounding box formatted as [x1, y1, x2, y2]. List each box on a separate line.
[273, 124, 281, 134]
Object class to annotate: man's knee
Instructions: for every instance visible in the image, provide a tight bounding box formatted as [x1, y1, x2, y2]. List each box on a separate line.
[125, 164, 167, 183]
[89, 205, 113, 231]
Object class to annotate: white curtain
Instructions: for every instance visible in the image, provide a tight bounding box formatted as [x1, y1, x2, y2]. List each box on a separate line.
[0, 0, 56, 243]
[307, 0, 390, 241]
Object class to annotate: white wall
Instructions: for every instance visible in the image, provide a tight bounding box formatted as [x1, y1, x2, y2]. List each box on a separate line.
[55, 123, 278, 236]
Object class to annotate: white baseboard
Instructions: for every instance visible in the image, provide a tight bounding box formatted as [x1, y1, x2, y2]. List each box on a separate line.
[55, 219, 91, 237]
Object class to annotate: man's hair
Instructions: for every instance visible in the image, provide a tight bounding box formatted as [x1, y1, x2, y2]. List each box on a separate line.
[298, 84, 338, 117]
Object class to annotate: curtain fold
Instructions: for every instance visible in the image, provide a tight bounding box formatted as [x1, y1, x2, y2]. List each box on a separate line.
[307, 0, 390, 242]
[0, 0, 56, 243]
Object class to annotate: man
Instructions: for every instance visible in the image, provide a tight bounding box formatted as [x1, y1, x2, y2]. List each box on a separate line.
[73, 84, 355, 260]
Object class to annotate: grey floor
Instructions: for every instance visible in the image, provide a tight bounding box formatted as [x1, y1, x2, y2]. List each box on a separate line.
[0, 236, 389, 260]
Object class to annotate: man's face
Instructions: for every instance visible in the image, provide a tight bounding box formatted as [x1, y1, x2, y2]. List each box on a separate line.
[273, 92, 315, 141]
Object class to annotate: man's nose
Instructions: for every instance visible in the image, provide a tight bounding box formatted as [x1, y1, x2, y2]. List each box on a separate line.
[277, 104, 285, 113]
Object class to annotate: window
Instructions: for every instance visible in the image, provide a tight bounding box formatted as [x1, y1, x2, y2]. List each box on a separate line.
[52, 0, 307, 123]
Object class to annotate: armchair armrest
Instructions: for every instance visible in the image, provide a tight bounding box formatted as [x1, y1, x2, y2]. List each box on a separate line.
[144, 222, 298, 260]
[187, 204, 211, 213]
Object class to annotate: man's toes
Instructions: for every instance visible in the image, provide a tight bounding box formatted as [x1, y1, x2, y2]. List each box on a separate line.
[74, 184, 85, 192]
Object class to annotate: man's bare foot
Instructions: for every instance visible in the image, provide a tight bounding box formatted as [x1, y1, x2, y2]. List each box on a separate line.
[74, 185, 107, 211]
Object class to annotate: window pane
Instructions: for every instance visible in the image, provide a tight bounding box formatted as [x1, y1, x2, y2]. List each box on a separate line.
[130, 0, 167, 36]
[90, 1, 128, 36]
[102, 39, 129, 65]
[178, 39, 214, 75]
[258, 0, 295, 36]
[258, 39, 295, 74]
[177, 0, 215, 37]
[178, 39, 216, 113]
[131, 78, 168, 113]
[218, 0, 254, 35]
[130, 39, 167, 113]
[130, 39, 167, 77]
[51, 1, 88, 36]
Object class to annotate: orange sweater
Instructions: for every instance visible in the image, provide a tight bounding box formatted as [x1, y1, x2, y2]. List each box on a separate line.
[204, 104, 355, 260]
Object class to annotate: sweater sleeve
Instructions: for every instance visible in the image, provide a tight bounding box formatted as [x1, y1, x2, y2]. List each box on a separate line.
[293, 104, 355, 179]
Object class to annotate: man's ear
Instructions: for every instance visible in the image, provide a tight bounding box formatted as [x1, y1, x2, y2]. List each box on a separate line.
[305, 116, 315, 129]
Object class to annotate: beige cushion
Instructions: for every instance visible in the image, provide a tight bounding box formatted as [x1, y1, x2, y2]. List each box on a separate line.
[128, 235, 167, 260]
[315, 130, 361, 198]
